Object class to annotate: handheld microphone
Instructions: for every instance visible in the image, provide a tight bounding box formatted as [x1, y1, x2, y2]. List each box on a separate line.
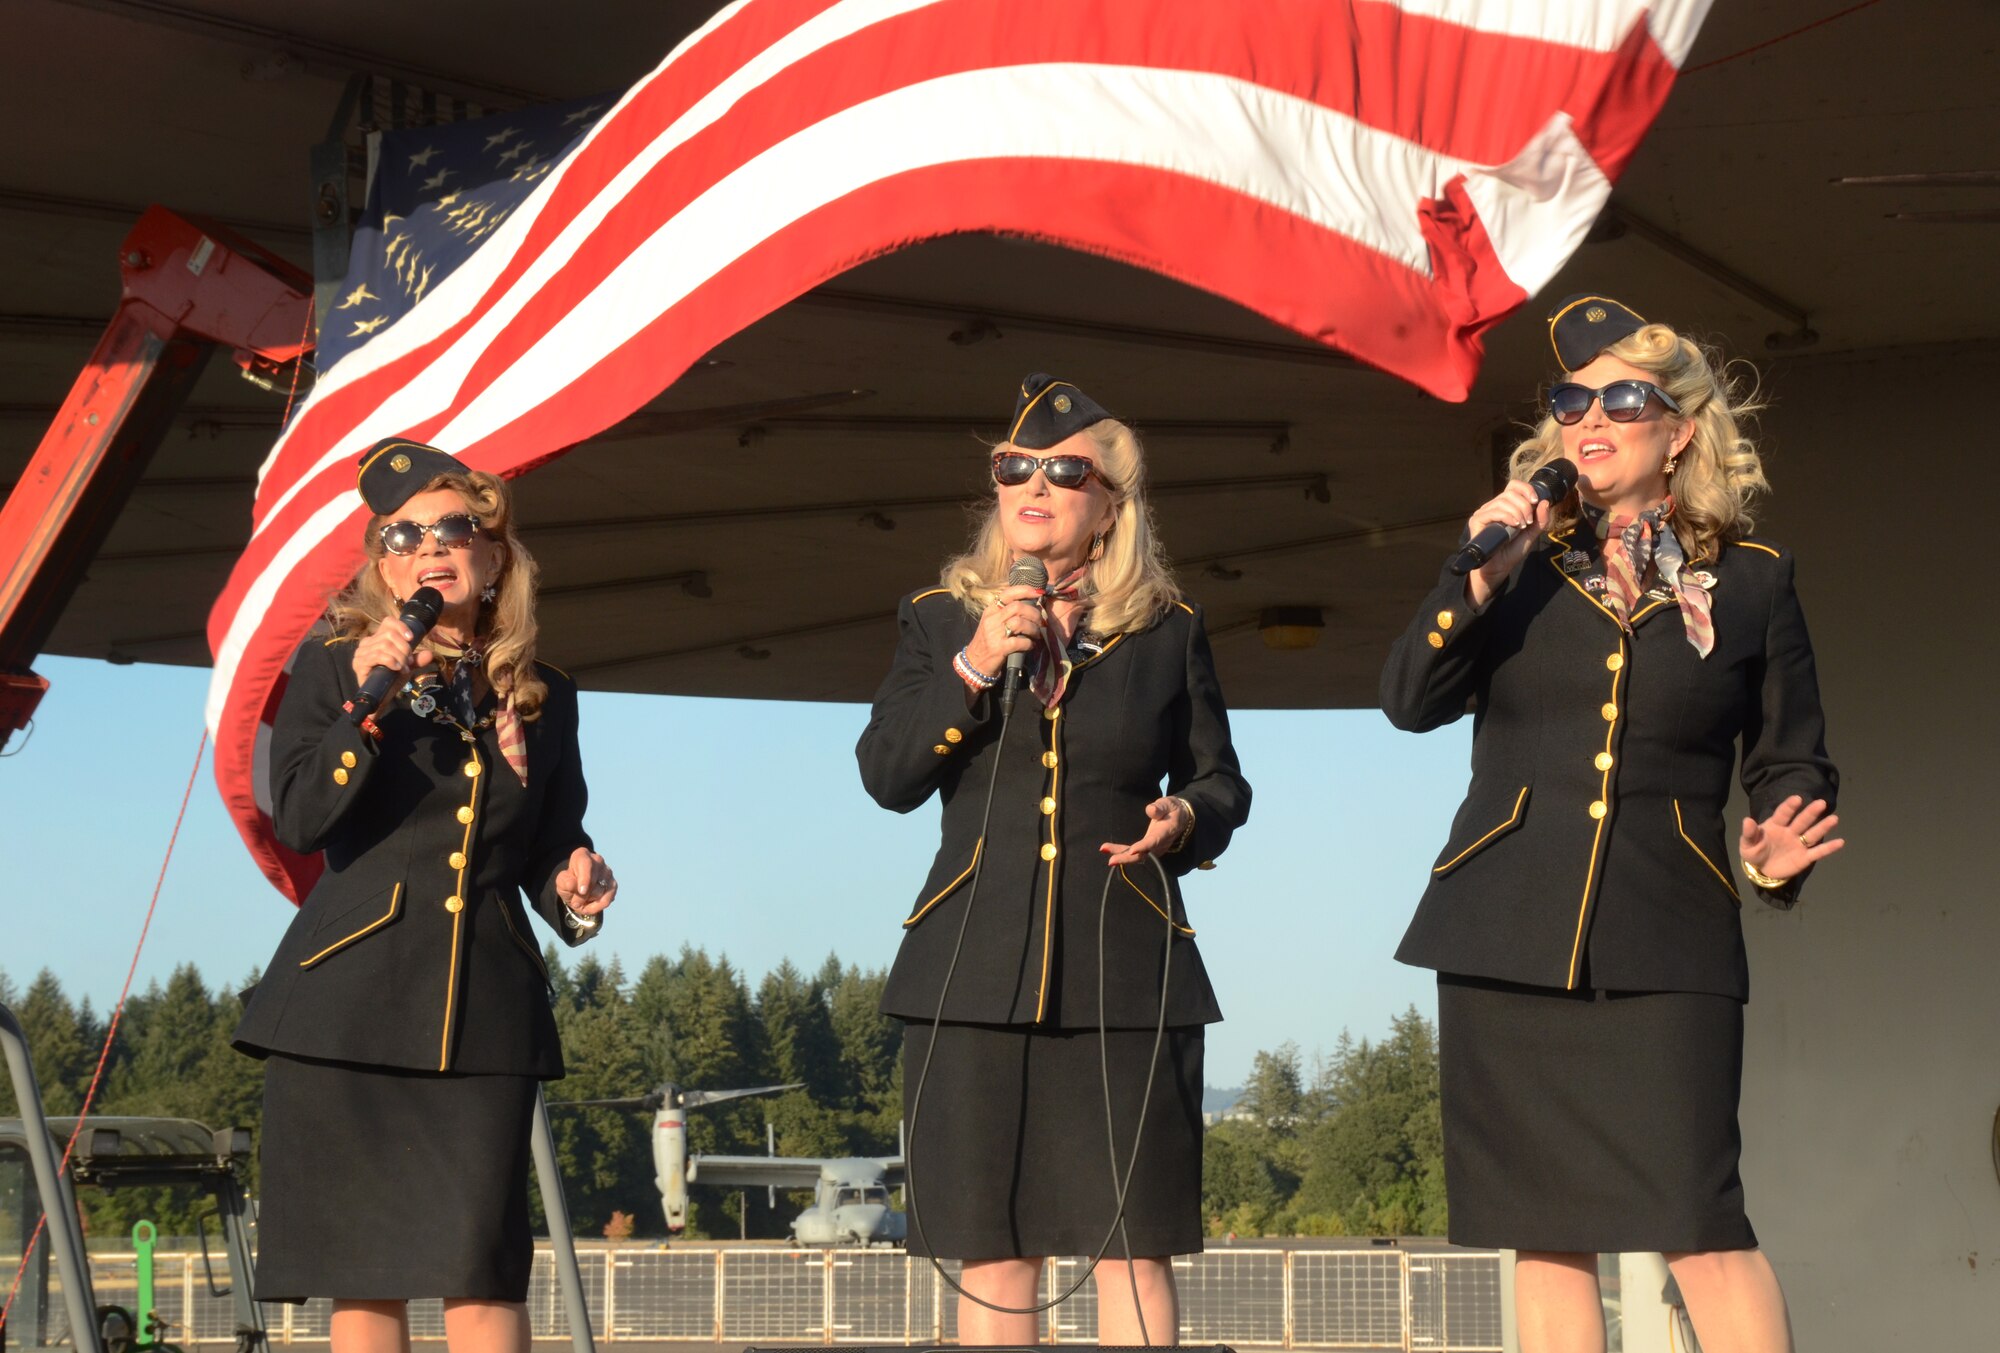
[1448, 458, 1579, 576]
[998, 556, 1047, 717]
[349, 586, 443, 724]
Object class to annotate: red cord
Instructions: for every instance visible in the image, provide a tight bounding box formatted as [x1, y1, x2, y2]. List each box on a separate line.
[1685, 0, 1888, 74]
[279, 295, 315, 428]
[0, 729, 209, 1331]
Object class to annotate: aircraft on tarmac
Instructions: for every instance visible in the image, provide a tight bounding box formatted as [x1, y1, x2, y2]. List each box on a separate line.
[687, 1151, 907, 1247]
[550, 1080, 908, 1244]
[550, 1080, 800, 1231]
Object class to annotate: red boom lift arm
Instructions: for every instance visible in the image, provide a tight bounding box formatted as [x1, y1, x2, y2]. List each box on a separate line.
[0, 206, 314, 750]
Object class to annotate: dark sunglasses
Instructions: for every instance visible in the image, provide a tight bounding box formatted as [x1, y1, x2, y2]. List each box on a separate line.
[1547, 380, 1682, 425]
[991, 450, 1108, 491]
[380, 512, 482, 555]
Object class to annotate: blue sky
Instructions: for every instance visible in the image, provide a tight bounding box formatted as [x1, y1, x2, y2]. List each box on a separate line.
[1, 654, 1472, 1087]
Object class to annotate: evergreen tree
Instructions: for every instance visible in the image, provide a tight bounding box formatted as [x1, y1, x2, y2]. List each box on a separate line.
[2, 970, 95, 1116]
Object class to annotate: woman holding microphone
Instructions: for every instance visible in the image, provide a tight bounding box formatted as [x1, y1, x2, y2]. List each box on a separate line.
[858, 374, 1250, 1345]
[235, 439, 616, 1353]
[1382, 298, 1842, 1353]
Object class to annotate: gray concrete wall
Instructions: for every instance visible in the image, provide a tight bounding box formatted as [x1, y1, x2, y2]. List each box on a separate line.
[1735, 342, 1999, 1346]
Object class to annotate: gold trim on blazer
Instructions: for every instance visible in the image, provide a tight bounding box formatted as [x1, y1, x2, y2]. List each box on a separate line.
[910, 587, 950, 603]
[439, 744, 484, 1070]
[1034, 708, 1065, 1022]
[498, 898, 552, 980]
[1673, 800, 1742, 904]
[298, 884, 403, 968]
[1565, 632, 1628, 989]
[1431, 787, 1530, 875]
[1069, 631, 1126, 675]
[1119, 866, 1196, 936]
[1732, 540, 1779, 558]
[902, 839, 983, 927]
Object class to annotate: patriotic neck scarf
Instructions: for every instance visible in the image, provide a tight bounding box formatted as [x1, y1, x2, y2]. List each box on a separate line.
[1584, 497, 1714, 659]
[1028, 565, 1090, 709]
[426, 637, 531, 784]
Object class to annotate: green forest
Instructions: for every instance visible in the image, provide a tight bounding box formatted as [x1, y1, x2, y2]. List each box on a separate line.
[1, 953, 1443, 1242]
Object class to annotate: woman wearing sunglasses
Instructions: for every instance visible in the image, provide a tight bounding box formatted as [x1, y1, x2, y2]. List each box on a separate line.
[858, 374, 1251, 1345]
[1381, 297, 1842, 1353]
[234, 439, 616, 1353]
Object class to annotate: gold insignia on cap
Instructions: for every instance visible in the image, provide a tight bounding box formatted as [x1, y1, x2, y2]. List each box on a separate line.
[390, 453, 412, 472]
[1585, 307, 1607, 323]
[1053, 394, 1072, 413]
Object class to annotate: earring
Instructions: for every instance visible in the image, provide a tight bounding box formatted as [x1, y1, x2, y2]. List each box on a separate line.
[1089, 531, 1105, 561]
[1664, 458, 1678, 477]
[481, 583, 498, 603]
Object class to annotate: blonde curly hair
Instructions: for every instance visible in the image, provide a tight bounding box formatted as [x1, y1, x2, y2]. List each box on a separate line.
[328, 469, 548, 720]
[941, 419, 1180, 636]
[1510, 322, 1770, 565]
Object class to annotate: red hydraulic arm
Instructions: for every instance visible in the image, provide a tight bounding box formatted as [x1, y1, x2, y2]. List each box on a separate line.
[0, 206, 314, 750]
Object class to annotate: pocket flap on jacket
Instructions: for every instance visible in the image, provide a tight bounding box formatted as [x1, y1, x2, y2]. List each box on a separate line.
[902, 840, 982, 928]
[1431, 787, 1530, 877]
[299, 883, 403, 968]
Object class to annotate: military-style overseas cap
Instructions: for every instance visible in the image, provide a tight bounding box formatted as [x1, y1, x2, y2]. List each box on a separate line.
[355, 438, 472, 515]
[1007, 373, 1113, 451]
[1547, 294, 1649, 371]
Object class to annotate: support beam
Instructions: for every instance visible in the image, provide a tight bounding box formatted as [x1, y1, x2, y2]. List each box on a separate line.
[46, 0, 554, 106]
[796, 289, 1362, 370]
[1601, 200, 1818, 350]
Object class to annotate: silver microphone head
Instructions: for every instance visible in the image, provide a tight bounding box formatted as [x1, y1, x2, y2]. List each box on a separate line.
[1006, 556, 1048, 590]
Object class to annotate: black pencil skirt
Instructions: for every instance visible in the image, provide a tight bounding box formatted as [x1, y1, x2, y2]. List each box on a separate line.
[900, 1020, 1205, 1259]
[1436, 973, 1757, 1254]
[253, 1053, 538, 1302]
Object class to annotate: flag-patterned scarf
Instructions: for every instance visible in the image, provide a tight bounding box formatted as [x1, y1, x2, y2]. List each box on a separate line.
[1588, 498, 1714, 658]
[436, 642, 530, 784]
[1029, 566, 1090, 709]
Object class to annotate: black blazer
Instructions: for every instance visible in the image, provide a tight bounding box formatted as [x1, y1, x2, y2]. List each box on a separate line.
[859, 589, 1251, 1028]
[233, 634, 596, 1076]
[1381, 527, 1837, 999]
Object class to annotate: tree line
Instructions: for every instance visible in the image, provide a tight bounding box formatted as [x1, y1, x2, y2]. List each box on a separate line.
[1, 960, 1442, 1242]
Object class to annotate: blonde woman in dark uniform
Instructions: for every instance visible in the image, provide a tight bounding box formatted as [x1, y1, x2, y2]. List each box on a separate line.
[1382, 299, 1842, 1353]
[235, 440, 617, 1353]
[859, 375, 1250, 1345]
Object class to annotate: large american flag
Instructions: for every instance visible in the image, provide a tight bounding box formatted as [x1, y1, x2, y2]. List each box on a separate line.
[207, 0, 1712, 900]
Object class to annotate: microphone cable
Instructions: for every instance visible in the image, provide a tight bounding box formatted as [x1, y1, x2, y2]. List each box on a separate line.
[901, 691, 1181, 1345]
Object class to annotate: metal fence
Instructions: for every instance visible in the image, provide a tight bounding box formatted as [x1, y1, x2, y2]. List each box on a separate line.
[46, 1245, 1502, 1351]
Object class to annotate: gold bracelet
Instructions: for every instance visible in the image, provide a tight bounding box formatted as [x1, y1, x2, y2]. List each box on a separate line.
[1168, 797, 1197, 854]
[1742, 859, 1790, 889]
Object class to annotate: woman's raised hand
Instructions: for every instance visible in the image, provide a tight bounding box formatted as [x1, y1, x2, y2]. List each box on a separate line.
[963, 583, 1046, 677]
[1739, 795, 1844, 886]
[349, 614, 435, 688]
[1463, 482, 1555, 609]
[1100, 797, 1188, 866]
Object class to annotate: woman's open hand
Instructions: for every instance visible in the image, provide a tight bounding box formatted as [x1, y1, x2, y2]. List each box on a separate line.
[1739, 795, 1844, 885]
[1100, 797, 1188, 866]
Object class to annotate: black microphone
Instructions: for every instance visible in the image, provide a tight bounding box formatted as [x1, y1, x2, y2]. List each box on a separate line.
[1448, 458, 1579, 576]
[348, 586, 443, 724]
[998, 556, 1047, 717]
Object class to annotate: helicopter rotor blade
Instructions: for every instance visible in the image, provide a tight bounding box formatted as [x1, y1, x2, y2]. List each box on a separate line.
[681, 1083, 802, 1108]
[547, 1095, 658, 1112]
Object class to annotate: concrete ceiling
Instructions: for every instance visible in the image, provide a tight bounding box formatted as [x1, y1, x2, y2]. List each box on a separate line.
[4, 0, 1996, 709]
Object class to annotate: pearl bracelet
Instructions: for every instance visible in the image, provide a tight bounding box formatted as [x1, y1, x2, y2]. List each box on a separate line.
[953, 647, 1000, 690]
